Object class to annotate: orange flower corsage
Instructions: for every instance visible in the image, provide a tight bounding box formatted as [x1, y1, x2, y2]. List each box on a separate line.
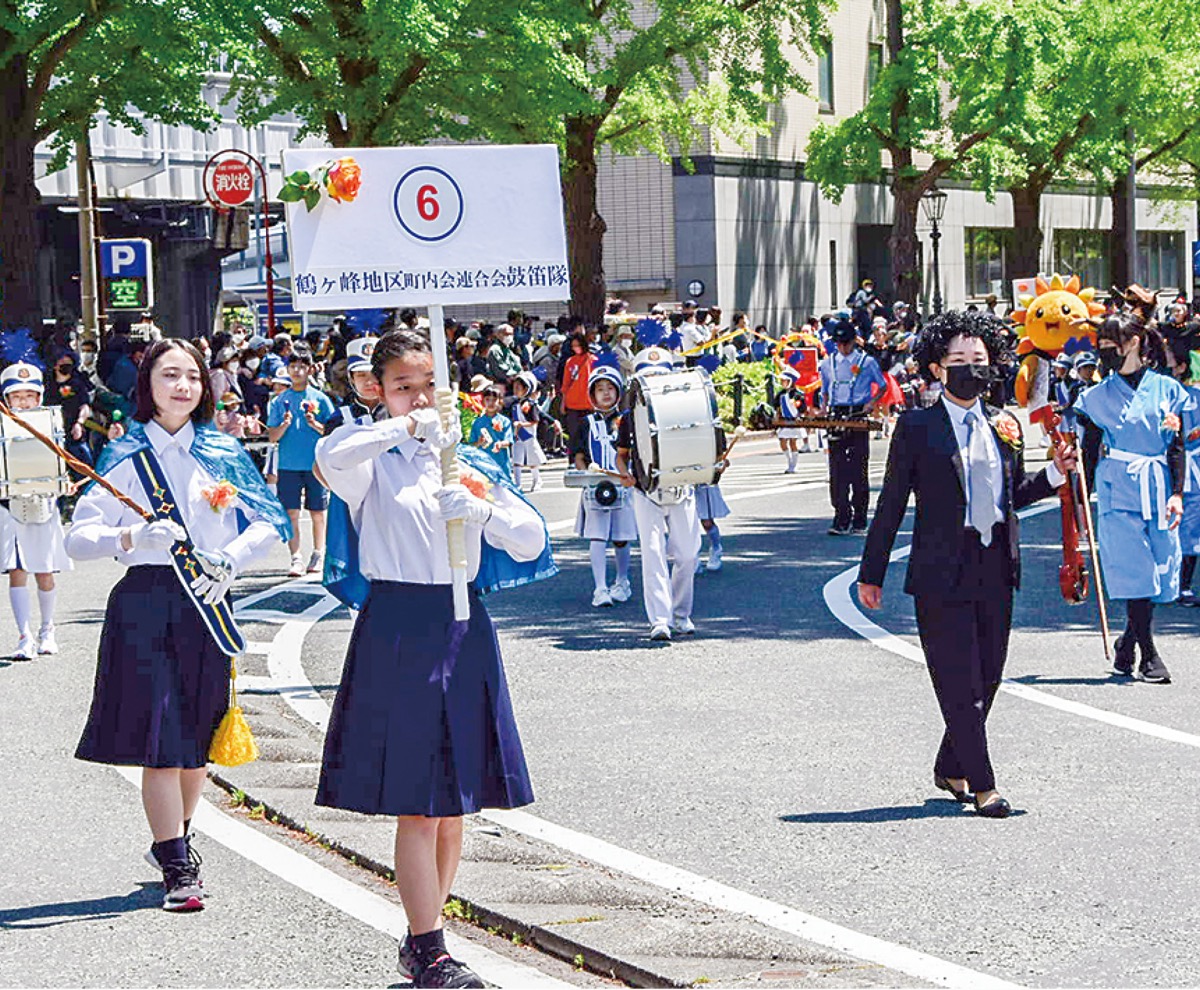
[1162, 412, 1182, 433]
[993, 412, 1022, 450]
[460, 468, 495, 503]
[201, 480, 238, 512]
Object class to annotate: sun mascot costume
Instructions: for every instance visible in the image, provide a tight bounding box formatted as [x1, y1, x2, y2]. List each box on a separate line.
[1010, 273, 1103, 409]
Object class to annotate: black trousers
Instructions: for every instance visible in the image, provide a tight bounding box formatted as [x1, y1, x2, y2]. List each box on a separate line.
[913, 531, 1014, 794]
[828, 430, 870, 528]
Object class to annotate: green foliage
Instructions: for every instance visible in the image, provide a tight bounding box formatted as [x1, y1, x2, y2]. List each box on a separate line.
[712, 359, 776, 427]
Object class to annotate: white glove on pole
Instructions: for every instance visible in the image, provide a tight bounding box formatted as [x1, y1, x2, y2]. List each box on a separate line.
[407, 407, 462, 452]
[127, 519, 187, 552]
[190, 549, 237, 605]
[435, 485, 493, 526]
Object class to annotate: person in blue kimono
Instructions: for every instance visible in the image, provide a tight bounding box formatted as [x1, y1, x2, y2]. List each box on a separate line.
[467, 383, 514, 477]
[1168, 336, 1200, 606]
[1075, 314, 1193, 683]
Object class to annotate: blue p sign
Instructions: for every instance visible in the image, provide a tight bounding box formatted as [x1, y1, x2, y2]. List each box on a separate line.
[100, 238, 151, 278]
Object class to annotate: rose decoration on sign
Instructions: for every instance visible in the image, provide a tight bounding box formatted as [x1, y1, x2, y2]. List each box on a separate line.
[1161, 412, 1182, 433]
[279, 156, 362, 212]
[201, 480, 238, 513]
[992, 412, 1023, 450]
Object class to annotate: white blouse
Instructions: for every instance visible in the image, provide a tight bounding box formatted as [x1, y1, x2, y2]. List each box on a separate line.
[315, 415, 546, 584]
[65, 420, 281, 571]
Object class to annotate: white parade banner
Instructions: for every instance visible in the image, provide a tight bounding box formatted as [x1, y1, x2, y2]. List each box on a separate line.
[280, 145, 570, 311]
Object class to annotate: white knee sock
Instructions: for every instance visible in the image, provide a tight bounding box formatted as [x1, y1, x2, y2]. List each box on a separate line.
[590, 541, 609, 591]
[615, 544, 631, 582]
[513, 464, 523, 488]
[786, 450, 797, 470]
[529, 468, 541, 487]
[37, 587, 56, 630]
[9, 586, 31, 637]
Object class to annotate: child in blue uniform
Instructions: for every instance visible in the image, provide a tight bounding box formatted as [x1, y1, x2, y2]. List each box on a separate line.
[468, 383, 514, 477]
[315, 330, 554, 989]
[1075, 314, 1193, 683]
[508, 371, 545, 492]
[775, 368, 810, 471]
[576, 360, 637, 607]
[66, 339, 288, 912]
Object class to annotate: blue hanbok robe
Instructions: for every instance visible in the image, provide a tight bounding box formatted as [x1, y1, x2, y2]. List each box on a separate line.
[1076, 370, 1194, 601]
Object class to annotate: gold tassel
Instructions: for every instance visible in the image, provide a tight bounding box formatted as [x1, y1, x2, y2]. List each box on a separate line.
[209, 658, 258, 767]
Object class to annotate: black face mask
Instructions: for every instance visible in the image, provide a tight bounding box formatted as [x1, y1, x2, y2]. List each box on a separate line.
[943, 364, 993, 401]
[1098, 347, 1125, 375]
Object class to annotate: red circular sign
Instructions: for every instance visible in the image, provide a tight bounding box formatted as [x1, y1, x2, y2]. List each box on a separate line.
[210, 158, 254, 207]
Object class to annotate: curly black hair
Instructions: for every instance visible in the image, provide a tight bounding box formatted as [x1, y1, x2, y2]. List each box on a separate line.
[911, 310, 1013, 383]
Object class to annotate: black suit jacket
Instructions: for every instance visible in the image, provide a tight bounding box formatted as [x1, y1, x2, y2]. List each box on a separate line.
[858, 401, 1056, 596]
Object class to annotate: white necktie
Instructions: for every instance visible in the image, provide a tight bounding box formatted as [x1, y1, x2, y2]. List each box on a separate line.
[965, 410, 1000, 546]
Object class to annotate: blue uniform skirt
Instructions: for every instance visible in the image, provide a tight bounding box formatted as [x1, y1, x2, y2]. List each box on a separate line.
[694, 483, 730, 521]
[76, 566, 230, 768]
[316, 581, 534, 818]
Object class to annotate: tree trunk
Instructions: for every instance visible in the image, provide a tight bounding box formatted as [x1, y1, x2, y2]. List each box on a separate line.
[1007, 181, 1045, 287]
[1109, 175, 1130, 288]
[889, 176, 922, 308]
[562, 115, 607, 325]
[0, 58, 43, 331]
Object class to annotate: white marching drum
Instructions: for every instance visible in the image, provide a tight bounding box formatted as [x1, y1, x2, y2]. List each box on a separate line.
[628, 368, 726, 492]
[0, 407, 70, 500]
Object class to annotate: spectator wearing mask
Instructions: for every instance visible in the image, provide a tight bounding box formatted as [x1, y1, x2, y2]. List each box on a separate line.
[486, 324, 524, 385]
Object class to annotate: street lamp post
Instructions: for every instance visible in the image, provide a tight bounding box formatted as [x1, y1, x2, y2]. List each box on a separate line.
[921, 189, 948, 316]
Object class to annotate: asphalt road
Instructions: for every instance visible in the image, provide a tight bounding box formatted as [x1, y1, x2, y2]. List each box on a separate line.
[5, 431, 1199, 988]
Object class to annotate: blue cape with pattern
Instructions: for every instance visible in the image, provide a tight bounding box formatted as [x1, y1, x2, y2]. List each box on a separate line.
[323, 443, 558, 610]
[93, 421, 292, 542]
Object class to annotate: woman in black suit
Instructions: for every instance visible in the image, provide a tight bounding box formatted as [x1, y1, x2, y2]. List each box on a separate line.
[857, 311, 1076, 818]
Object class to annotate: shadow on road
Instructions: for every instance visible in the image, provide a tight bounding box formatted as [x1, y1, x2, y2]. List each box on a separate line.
[0, 883, 161, 928]
[779, 799, 1026, 823]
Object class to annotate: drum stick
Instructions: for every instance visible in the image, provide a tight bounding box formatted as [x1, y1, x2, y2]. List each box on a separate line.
[0, 401, 153, 521]
[587, 463, 625, 480]
[428, 304, 471, 623]
[722, 425, 748, 459]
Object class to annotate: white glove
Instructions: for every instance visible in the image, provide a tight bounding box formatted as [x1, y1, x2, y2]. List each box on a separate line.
[127, 519, 187, 552]
[190, 549, 236, 605]
[435, 485, 492, 525]
[407, 408, 462, 452]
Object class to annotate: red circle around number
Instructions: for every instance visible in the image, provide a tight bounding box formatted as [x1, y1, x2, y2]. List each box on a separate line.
[211, 159, 254, 207]
[417, 184, 440, 221]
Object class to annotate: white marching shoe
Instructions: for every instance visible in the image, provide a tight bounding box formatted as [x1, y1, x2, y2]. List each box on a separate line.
[37, 625, 58, 655]
[592, 587, 614, 607]
[672, 617, 696, 636]
[706, 546, 723, 572]
[649, 624, 672, 642]
[610, 577, 632, 602]
[13, 632, 35, 659]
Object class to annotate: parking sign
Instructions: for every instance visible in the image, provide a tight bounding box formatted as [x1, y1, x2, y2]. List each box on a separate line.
[99, 238, 154, 310]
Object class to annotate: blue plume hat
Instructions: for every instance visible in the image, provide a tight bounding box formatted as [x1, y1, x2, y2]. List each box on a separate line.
[695, 353, 720, 374]
[636, 318, 665, 348]
[0, 328, 44, 370]
[588, 352, 625, 396]
[343, 308, 389, 338]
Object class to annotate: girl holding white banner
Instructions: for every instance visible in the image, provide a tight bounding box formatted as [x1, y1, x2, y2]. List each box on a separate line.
[315, 329, 555, 989]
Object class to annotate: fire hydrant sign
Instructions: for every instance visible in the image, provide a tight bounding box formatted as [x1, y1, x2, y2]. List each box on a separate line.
[281, 145, 569, 310]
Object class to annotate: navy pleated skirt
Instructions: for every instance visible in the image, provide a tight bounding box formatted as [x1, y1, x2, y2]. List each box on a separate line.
[317, 581, 534, 818]
[76, 566, 230, 768]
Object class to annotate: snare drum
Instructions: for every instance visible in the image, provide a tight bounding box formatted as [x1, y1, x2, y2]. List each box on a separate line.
[0, 407, 70, 499]
[628, 368, 726, 493]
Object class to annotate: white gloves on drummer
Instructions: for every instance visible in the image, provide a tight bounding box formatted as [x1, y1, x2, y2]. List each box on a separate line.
[435, 485, 493, 526]
[126, 519, 187, 552]
[407, 408, 462, 452]
[191, 549, 237, 605]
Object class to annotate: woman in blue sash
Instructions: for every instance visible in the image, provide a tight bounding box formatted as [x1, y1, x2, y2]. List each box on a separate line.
[66, 340, 287, 911]
[315, 330, 552, 990]
[1075, 314, 1192, 683]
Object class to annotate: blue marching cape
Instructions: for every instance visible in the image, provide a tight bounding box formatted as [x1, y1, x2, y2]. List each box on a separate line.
[323, 443, 558, 610]
[93, 421, 292, 543]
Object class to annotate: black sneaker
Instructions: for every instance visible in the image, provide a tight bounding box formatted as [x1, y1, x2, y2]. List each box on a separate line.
[413, 953, 485, 989]
[827, 525, 851, 536]
[1111, 634, 1135, 677]
[1139, 651, 1171, 684]
[398, 934, 419, 979]
[161, 858, 204, 912]
[146, 837, 205, 897]
[1177, 589, 1199, 607]
[851, 525, 868, 535]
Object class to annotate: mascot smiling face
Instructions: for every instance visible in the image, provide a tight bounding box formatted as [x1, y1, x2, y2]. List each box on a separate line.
[1010, 273, 1102, 407]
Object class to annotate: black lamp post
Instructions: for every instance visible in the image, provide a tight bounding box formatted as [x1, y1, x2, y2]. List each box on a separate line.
[921, 189, 948, 316]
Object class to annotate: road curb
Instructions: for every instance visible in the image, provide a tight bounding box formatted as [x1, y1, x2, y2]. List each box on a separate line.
[207, 769, 684, 988]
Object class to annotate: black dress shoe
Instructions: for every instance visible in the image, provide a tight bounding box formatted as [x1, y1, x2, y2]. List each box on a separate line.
[974, 795, 1012, 819]
[933, 775, 972, 803]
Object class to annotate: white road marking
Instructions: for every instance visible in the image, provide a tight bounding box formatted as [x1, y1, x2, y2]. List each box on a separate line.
[111, 768, 572, 989]
[482, 808, 1018, 990]
[822, 503, 1200, 750]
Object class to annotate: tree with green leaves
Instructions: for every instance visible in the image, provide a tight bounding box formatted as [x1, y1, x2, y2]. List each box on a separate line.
[805, 0, 1044, 307]
[0, 0, 217, 329]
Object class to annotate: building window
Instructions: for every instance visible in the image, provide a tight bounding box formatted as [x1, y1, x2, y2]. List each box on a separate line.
[1137, 230, 1183, 289]
[964, 228, 1012, 298]
[867, 43, 883, 92]
[1053, 230, 1109, 291]
[818, 39, 834, 113]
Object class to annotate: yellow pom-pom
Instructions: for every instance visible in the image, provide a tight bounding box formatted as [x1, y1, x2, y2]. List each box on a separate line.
[209, 706, 258, 767]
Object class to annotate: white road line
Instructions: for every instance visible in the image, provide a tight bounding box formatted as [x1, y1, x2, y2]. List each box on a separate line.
[482, 808, 1018, 990]
[822, 503, 1200, 750]
[111, 768, 572, 989]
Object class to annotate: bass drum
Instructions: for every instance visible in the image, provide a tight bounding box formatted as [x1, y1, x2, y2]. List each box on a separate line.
[627, 368, 726, 493]
[0, 407, 69, 499]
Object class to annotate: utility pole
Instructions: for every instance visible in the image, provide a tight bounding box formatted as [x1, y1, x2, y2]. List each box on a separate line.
[76, 135, 99, 340]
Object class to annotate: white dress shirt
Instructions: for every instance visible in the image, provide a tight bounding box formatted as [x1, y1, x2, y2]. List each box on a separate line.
[315, 416, 546, 584]
[680, 321, 710, 352]
[65, 419, 281, 572]
[942, 397, 1006, 520]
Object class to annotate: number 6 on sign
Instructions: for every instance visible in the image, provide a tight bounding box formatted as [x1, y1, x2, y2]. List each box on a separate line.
[394, 166, 464, 242]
